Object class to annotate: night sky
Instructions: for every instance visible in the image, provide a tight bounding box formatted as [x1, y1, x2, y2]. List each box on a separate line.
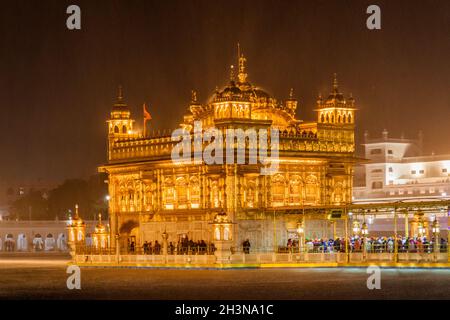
[1, 0, 449, 184]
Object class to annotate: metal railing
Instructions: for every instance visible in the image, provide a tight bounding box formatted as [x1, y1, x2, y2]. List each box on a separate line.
[73, 244, 216, 256]
[276, 243, 448, 254]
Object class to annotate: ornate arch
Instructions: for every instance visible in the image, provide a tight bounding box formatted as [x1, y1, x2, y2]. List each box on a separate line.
[289, 175, 303, 205]
[271, 174, 285, 206]
[189, 176, 200, 208]
[305, 175, 320, 204]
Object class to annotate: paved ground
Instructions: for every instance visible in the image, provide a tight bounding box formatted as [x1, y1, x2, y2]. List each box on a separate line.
[0, 256, 449, 299]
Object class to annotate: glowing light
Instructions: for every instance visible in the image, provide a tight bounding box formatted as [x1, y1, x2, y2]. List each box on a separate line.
[352, 220, 361, 235]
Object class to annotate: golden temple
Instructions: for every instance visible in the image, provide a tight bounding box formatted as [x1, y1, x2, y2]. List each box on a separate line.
[99, 50, 358, 252]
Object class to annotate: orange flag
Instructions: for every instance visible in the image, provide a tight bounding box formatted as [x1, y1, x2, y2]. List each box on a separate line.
[143, 103, 152, 136]
[143, 103, 152, 120]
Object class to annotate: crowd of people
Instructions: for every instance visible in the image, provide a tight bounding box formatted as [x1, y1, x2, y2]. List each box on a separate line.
[126, 236, 216, 255]
[284, 236, 448, 253]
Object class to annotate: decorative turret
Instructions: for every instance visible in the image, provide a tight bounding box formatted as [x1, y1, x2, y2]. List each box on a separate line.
[92, 213, 109, 250]
[317, 74, 356, 125]
[107, 86, 135, 136]
[67, 204, 86, 256]
[285, 88, 298, 115]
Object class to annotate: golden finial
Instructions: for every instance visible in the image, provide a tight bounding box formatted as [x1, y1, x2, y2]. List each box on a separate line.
[332, 73, 338, 92]
[237, 43, 247, 83]
[191, 90, 197, 103]
[74, 204, 79, 218]
[117, 85, 124, 102]
[237, 42, 241, 62]
[289, 88, 294, 99]
[98, 213, 102, 224]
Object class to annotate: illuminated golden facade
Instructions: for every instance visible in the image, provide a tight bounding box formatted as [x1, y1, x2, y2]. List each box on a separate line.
[99, 53, 358, 251]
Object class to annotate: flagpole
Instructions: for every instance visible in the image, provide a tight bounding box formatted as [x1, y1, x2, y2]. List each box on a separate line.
[143, 103, 152, 138]
[143, 119, 146, 137]
[143, 103, 147, 137]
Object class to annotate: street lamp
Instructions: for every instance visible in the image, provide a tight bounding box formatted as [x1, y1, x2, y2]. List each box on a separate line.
[352, 220, 361, 236]
[105, 195, 110, 201]
[432, 218, 440, 234]
[361, 222, 369, 236]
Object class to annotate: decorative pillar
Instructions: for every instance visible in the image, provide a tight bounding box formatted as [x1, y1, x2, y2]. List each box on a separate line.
[115, 234, 120, 263]
[212, 211, 234, 264]
[394, 208, 398, 263]
[344, 209, 349, 263]
[447, 207, 450, 263]
[404, 213, 409, 237]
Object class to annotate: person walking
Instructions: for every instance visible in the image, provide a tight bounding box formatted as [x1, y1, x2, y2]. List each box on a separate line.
[143, 241, 149, 254]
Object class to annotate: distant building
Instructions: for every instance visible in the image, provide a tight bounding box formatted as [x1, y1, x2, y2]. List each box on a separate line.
[0, 179, 56, 220]
[353, 130, 450, 203]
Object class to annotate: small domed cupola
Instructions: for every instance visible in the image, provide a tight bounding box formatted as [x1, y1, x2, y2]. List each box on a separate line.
[107, 86, 135, 136]
[316, 73, 356, 125]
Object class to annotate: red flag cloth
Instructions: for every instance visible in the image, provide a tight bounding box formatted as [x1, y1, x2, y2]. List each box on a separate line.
[143, 103, 152, 120]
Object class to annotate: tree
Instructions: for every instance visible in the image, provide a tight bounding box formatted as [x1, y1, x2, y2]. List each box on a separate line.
[10, 190, 49, 220]
[8, 173, 109, 221]
[47, 173, 108, 220]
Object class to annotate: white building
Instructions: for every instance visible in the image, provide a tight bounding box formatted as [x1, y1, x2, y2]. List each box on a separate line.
[353, 129, 450, 203]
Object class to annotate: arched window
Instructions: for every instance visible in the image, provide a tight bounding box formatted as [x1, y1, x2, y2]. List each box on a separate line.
[320, 114, 325, 123]
[334, 182, 344, 204]
[289, 175, 302, 205]
[190, 177, 200, 208]
[211, 180, 220, 208]
[122, 125, 127, 134]
[127, 183, 135, 211]
[224, 227, 230, 240]
[114, 126, 119, 134]
[348, 114, 352, 123]
[163, 178, 175, 209]
[325, 114, 329, 123]
[271, 174, 285, 206]
[214, 227, 221, 240]
[176, 177, 188, 209]
[338, 115, 341, 123]
[246, 180, 256, 208]
[305, 175, 319, 204]
[119, 185, 127, 211]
